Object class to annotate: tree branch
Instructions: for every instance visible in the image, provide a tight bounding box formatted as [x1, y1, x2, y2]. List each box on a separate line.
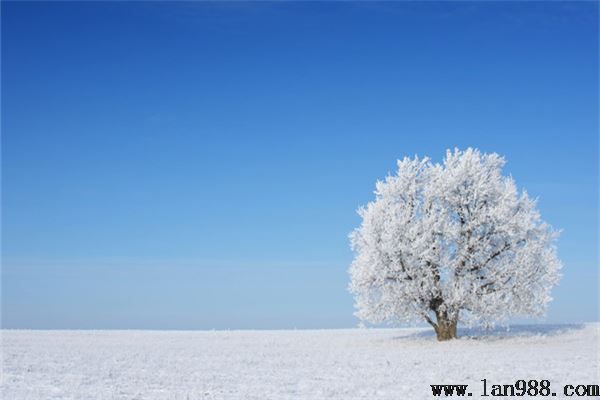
[421, 312, 437, 329]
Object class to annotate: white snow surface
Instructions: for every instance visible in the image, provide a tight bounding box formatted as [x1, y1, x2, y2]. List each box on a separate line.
[2, 323, 599, 399]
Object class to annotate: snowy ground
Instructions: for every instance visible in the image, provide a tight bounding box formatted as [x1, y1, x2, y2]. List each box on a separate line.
[2, 323, 598, 399]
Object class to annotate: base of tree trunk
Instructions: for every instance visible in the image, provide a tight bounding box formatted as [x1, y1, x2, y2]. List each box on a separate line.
[434, 319, 458, 341]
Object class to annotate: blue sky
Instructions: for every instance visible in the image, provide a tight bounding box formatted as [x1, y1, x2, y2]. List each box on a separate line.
[2, 2, 598, 329]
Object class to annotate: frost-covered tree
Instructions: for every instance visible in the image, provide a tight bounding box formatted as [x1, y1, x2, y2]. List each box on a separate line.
[349, 148, 562, 340]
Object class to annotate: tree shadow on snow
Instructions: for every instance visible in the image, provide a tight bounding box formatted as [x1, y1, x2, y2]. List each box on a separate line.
[399, 323, 587, 341]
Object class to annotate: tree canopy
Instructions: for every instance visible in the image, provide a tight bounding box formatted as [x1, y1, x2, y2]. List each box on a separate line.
[348, 148, 562, 340]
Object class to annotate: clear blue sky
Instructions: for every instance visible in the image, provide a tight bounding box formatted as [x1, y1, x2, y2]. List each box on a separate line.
[2, 1, 598, 329]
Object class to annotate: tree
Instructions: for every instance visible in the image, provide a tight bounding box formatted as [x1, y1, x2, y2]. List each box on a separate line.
[348, 148, 562, 341]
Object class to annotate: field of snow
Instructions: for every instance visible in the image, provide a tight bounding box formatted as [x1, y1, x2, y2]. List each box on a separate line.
[2, 323, 598, 399]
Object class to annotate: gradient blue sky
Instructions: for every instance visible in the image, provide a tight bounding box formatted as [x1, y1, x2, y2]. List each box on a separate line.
[2, 1, 598, 329]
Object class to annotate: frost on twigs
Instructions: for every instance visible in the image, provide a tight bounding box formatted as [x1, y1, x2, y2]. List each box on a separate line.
[348, 148, 562, 341]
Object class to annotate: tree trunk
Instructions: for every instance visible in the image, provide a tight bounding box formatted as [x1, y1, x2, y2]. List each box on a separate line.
[434, 312, 458, 341]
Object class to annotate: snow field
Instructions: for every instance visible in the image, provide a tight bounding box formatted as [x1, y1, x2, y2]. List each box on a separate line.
[2, 323, 598, 399]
